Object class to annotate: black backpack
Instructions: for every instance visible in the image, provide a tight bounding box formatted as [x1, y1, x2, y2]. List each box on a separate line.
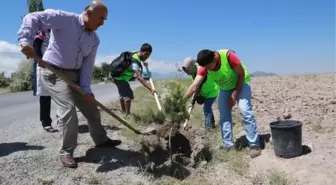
[110, 51, 138, 78]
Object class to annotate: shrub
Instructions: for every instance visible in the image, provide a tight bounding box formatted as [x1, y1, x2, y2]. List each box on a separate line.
[162, 81, 189, 124]
[131, 81, 189, 125]
[92, 66, 105, 82]
[9, 60, 34, 92]
[132, 108, 166, 125]
[0, 71, 10, 88]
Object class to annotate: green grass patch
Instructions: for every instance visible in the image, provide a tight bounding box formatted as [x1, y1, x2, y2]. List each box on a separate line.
[267, 169, 294, 185]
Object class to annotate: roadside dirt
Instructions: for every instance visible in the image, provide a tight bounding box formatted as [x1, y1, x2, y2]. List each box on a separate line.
[0, 73, 335, 185]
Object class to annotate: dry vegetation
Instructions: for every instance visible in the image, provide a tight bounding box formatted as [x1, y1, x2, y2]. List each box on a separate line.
[108, 73, 335, 185]
[0, 73, 335, 185]
[104, 78, 260, 184]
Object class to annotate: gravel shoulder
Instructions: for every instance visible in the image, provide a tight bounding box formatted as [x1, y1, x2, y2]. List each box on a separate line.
[0, 82, 144, 185]
[0, 74, 335, 185]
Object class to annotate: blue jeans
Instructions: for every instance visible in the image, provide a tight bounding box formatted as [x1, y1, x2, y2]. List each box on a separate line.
[218, 83, 260, 148]
[203, 97, 217, 128]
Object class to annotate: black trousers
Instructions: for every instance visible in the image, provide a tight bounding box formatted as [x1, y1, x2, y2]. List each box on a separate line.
[39, 96, 52, 127]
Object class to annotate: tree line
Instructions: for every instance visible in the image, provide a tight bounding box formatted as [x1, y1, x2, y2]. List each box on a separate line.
[0, 60, 112, 92]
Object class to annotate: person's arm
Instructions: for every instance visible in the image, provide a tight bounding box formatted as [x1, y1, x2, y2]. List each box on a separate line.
[79, 40, 99, 95]
[33, 38, 43, 58]
[134, 63, 152, 91]
[228, 51, 244, 98]
[232, 64, 245, 96]
[142, 60, 148, 67]
[33, 32, 44, 58]
[184, 75, 205, 99]
[184, 66, 208, 99]
[18, 9, 72, 47]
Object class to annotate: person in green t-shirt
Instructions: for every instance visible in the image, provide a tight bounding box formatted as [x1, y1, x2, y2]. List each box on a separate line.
[182, 57, 219, 129]
[113, 43, 156, 116]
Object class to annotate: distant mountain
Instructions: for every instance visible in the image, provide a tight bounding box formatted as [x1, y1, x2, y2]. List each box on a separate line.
[250, 71, 278, 77]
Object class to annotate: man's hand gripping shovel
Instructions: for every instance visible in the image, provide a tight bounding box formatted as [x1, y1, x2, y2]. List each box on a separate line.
[34, 56, 152, 135]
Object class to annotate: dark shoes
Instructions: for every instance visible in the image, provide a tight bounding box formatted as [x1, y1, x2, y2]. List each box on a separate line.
[60, 155, 77, 168]
[95, 139, 122, 148]
[60, 139, 122, 168]
[205, 121, 216, 130]
[42, 121, 58, 133]
[43, 126, 58, 133]
[249, 146, 261, 158]
[219, 145, 261, 158]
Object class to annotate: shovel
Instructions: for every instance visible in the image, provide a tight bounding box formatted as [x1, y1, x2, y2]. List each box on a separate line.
[34, 56, 144, 135]
[182, 91, 199, 130]
[183, 106, 194, 130]
[144, 65, 162, 111]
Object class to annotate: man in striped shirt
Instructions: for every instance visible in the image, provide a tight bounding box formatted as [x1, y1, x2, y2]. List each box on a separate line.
[18, 1, 121, 168]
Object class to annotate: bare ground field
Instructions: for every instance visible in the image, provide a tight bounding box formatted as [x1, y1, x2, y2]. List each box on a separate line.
[0, 73, 335, 185]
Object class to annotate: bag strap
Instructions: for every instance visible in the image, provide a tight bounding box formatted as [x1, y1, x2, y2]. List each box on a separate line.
[130, 51, 143, 74]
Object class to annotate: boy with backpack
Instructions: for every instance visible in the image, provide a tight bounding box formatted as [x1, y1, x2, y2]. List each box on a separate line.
[110, 43, 156, 116]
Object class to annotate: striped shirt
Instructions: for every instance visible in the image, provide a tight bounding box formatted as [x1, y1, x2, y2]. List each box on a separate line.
[17, 9, 100, 94]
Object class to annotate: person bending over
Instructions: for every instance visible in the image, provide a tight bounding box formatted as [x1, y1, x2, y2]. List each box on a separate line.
[184, 49, 261, 158]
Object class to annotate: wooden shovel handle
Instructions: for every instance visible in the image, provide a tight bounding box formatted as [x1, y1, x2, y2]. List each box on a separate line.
[183, 106, 193, 129]
[149, 78, 162, 111]
[144, 65, 162, 111]
[182, 92, 197, 129]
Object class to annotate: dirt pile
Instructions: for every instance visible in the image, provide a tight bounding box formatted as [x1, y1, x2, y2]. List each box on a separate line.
[139, 124, 211, 180]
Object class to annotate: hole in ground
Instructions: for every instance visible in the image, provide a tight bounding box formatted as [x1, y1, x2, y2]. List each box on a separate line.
[76, 125, 212, 181]
[140, 126, 212, 180]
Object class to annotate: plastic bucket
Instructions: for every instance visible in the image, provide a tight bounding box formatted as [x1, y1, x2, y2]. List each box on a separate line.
[270, 120, 303, 158]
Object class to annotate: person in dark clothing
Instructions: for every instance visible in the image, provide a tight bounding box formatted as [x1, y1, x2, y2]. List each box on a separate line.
[32, 29, 57, 132]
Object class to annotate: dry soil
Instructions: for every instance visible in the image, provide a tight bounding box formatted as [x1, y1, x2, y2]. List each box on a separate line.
[0, 73, 335, 185]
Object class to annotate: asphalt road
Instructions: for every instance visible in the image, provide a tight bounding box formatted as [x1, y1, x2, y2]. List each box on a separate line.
[0, 82, 140, 143]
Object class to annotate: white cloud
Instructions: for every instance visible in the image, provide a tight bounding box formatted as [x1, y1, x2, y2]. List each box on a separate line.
[0, 40, 179, 77]
[0, 41, 25, 76]
[95, 55, 179, 74]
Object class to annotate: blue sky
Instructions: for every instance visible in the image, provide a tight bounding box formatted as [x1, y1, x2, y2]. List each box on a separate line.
[0, 0, 335, 75]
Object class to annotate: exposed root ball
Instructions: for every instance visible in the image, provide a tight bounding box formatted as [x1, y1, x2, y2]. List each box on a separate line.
[139, 125, 211, 180]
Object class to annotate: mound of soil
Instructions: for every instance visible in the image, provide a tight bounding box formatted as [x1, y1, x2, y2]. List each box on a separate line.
[139, 124, 211, 180]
